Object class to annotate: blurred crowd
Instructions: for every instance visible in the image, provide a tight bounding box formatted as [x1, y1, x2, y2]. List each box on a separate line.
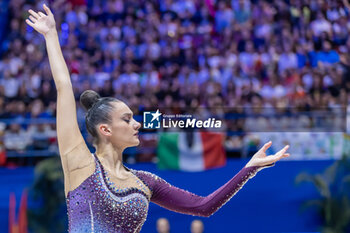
[156, 217, 204, 233]
[0, 0, 350, 156]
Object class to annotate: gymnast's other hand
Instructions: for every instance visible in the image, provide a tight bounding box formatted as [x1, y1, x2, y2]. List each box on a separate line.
[26, 4, 56, 37]
[244, 141, 290, 168]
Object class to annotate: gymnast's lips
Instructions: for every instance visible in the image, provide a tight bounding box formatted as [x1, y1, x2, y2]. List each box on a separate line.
[134, 132, 139, 136]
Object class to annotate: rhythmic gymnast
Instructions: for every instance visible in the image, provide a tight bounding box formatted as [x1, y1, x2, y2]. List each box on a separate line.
[26, 4, 290, 232]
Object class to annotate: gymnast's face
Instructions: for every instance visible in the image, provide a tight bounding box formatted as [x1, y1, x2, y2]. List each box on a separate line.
[98, 101, 141, 149]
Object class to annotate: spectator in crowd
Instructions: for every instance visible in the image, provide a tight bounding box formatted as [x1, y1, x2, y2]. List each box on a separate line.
[317, 40, 340, 66]
[3, 123, 30, 151]
[156, 217, 170, 233]
[190, 219, 204, 233]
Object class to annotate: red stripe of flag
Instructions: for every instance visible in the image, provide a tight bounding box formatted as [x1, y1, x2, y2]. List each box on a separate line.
[201, 132, 226, 169]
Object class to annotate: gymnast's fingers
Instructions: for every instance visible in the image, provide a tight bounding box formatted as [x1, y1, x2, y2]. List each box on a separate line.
[271, 146, 290, 161]
[258, 141, 272, 153]
[264, 152, 289, 165]
[26, 19, 35, 28]
[28, 9, 40, 19]
[277, 145, 289, 156]
[43, 4, 52, 15]
[38, 12, 46, 17]
[29, 15, 37, 23]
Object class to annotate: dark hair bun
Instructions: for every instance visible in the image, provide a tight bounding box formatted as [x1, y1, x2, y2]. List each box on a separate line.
[80, 90, 101, 111]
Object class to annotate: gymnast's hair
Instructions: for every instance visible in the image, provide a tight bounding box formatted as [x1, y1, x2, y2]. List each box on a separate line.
[80, 90, 120, 144]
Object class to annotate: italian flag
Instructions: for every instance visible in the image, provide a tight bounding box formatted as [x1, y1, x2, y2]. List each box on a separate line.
[157, 131, 226, 171]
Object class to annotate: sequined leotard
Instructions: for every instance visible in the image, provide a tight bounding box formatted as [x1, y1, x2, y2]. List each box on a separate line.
[66, 154, 274, 232]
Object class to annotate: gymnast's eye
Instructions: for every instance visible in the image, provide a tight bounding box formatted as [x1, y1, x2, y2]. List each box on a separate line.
[124, 119, 130, 123]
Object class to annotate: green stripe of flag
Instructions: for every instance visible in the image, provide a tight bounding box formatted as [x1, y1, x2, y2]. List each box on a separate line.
[157, 133, 179, 170]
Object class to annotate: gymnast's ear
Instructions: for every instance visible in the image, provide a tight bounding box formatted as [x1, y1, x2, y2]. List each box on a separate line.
[98, 123, 112, 137]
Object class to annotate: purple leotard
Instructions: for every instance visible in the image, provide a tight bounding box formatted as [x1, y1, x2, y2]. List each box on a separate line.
[66, 154, 274, 232]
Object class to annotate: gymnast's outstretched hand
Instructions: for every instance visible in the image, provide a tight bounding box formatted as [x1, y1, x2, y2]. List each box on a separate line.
[26, 4, 55, 37]
[245, 141, 290, 168]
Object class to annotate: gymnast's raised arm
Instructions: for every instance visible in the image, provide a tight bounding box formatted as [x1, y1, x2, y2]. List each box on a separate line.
[25, 4, 93, 196]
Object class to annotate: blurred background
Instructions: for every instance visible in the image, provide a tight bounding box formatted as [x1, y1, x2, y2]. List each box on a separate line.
[0, 0, 350, 232]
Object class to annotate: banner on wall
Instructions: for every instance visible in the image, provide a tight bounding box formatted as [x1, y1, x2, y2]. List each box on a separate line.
[243, 132, 348, 160]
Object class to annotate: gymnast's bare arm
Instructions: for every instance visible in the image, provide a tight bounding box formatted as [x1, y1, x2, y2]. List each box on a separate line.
[26, 4, 94, 196]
